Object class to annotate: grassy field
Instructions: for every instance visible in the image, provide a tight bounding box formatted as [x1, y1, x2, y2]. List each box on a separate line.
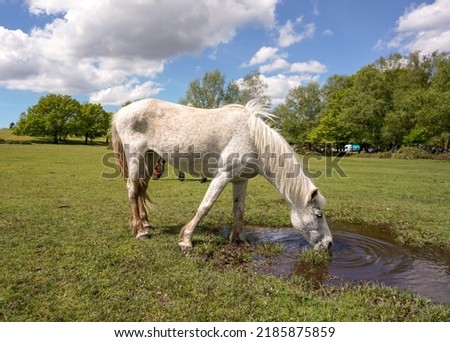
[309, 155, 450, 248]
[1, 143, 449, 321]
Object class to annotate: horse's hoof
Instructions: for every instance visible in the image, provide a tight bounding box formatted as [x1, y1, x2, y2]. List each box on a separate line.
[178, 241, 193, 253]
[230, 233, 250, 246]
[136, 233, 150, 241]
[231, 239, 250, 247]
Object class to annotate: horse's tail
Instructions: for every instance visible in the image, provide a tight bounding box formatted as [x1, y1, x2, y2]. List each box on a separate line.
[111, 114, 153, 210]
[111, 114, 128, 179]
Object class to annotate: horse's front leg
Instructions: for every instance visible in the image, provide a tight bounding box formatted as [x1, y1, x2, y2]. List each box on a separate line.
[179, 174, 230, 251]
[230, 179, 249, 245]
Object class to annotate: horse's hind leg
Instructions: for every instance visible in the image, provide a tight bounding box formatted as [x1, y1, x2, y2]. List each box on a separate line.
[137, 178, 151, 236]
[128, 178, 150, 239]
[127, 151, 154, 240]
[230, 179, 249, 245]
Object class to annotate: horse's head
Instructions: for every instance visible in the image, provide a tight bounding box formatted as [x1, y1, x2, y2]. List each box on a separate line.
[290, 189, 333, 250]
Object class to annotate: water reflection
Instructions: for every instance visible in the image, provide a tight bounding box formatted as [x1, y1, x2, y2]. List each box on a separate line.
[221, 223, 450, 304]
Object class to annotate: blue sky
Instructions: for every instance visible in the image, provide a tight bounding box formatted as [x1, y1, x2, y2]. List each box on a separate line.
[1, 0, 449, 128]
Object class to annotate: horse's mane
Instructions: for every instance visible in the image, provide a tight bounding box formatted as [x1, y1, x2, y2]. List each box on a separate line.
[228, 100, 325, 208]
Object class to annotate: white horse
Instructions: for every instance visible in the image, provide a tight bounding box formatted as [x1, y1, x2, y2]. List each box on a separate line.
[111, 99, 333, 251]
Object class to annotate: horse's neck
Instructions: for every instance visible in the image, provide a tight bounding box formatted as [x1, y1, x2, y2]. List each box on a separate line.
[259, 151, 312, 207]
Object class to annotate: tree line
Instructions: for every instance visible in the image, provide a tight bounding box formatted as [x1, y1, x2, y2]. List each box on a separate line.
[181, 52, 450, 152]
[277, 51, 450, 152]
[13, 51, 450, 150]
[13, 94, 111, 144]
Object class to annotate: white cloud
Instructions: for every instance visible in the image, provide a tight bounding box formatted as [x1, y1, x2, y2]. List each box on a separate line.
[243, 41, 327, 104]
[385, 0, 450, 54]
[0, 0, 277, 105]
[290, 60, 327, 74]
[312, 0, 320, 16]
[243, 46, 281, 67]
[261, 60, 326, 104]
[261, 74, 320, 105]
[89, 79, 163, 105]
[27, 0, 82, 15]
[259, 58, 290, 73]
[277, 18, 315, 48]
[322, 29, 333, 37]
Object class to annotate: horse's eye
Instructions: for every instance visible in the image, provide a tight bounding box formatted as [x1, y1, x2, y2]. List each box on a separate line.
[315, 210, 323, 218]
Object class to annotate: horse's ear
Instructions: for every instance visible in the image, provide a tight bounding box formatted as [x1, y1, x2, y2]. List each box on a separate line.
[310, 189, 319, 202]
[310, 188, 326, 208]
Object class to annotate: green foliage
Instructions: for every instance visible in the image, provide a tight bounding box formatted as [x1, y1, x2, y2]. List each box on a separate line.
[13, 94, 111, 143]
[235, 71, 270, 105]
[308, 75, 351, 145]
[274, 83, 322, 145]
[393, 147, 432, 159]
[180, 70, 269, 108]
[179, 69, 226, 108]
[73, 103, 111, 144]
[14, 94, 81, 143]
[278, 51, 450, 151]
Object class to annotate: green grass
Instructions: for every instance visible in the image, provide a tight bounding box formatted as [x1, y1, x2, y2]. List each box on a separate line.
[0, 128, 34, 142]
[1, 144, 449, 321]
[0, 128, 108, 145]
[298, 249, 332, 266]
[308, 156, 450, 248]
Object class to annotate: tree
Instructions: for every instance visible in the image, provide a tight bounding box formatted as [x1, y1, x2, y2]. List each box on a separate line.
[426, 53, 450, 149]
[180, 70, 270, 108]
[308, 76, 352, 147]
[233, 71, 270, 105]
[429, 52, 450, 91]
[14, 94, 81, 143]
[274, 52, 450, 151]
[179, 69, 225, 108]
[274, 83, 322, 146]
[73, 103, 111, 144]
[415, 88, 450, 149]
[223, 81, 241, 104]
[335, 66, 389, 147]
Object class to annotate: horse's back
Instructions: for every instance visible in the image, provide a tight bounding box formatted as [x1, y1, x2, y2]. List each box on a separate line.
[113, 99, 254, 164]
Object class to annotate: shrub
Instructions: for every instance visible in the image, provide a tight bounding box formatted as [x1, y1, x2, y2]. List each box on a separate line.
[393, 147, 432, 160]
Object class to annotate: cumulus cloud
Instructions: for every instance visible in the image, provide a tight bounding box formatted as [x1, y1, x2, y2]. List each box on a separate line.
[384, 0, 450, 54]
[242, 17, 326, 105]
[322, 29, 333, 37]
[242, 46, 282, 67]
[240, 11, 325, 105]
[0, 0, 276, 104]
[259, 58, 290, 73]
[261, 74, 320, 105]
[277, 18, 315, 48]
[89, 79, 163, 105]
[290, 60, 327, 74]
[240, 54, 326, 105]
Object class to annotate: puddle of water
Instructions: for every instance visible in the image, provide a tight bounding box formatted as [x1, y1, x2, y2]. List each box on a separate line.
[220, 223, 450, 305]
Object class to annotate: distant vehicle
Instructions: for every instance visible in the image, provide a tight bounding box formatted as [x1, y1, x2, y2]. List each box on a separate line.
[344, 144, 361, 153]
